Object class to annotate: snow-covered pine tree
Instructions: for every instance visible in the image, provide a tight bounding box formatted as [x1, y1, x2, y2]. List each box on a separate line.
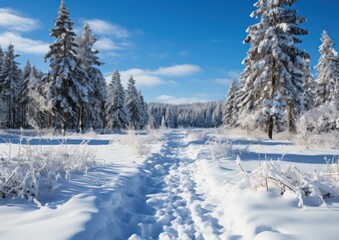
[17, 60, 32, 127]
[105, 69, 129, 130]
[212, 101, 222, 127]
[43, 0, 88, 133]
[237, 0, 310, 139]
[301, 58, 316, 111]
[77, 23, 106, 130]
[164, 106, 176, 128]
[315, 31, 339, 106]
[26, 67, 52, 129]
[125, 76, 143, 130]
[0, 44, 21, 128]
[138, 90, 149, 129]
[222, 80, 239, 127]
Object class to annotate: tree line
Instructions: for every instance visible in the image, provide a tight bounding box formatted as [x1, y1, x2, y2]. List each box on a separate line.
[148, 102, 222, 128]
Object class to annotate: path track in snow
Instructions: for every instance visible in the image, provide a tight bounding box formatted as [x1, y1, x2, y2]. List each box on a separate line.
[125, 130, 225, 239]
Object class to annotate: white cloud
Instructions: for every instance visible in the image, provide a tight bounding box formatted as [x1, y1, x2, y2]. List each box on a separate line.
[156, 95, 175, 102]
[0, 8, 39, 32]
[213, 71, 240, 86]
[155, 64, 201, 77]
[81, 19, 132, 56]
[84, 19, 130, 38]
[120, 68, 166, 87]
[95, 38, 121, 51]
[105, 64, 201, 88]
[0, 9, 47, 55]
[177, 50, 189, 56]
[213, 78, 233, 86]
[111, 64, 201, 88]
[0, 32, 48, 54]
[156, 95, 210, 104]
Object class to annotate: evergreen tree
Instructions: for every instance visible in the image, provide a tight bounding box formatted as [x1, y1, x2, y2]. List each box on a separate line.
[212, 101, 222, 127]
[315, 31, 339, 106]
[77, 23, 106, 130]
[0, 44, 21, 128]
[105, 70, 129, 130]
[237, 0, 309, 139]
[302, 58, 316, 111]
[222, 80, 239, 127]
[43, 0, 88, 133]
[17, 60, 32, 127]
[26, 67, 52, 129]
[125, 76, 143, 130]
[138, 90, 149, 129]
[164, 106, 176, 128]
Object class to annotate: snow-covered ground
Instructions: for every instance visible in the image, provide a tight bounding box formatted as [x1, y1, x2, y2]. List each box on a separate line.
[0, 128, 338, 240]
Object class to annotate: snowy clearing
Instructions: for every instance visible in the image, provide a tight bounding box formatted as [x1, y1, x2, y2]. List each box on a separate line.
[0, 129, 338, 240]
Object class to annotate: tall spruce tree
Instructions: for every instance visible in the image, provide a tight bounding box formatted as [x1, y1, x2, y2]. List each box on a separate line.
[26, 67, 52, 129]
[302, 58, 316, 111]
[125, 76, 143, 130]
[315, 31, 339, 106]
[43, 0, 88, 133]
[222, 80, 239, 127]
[105, 70, 129, 130]
[77, 23, 106, 130]
[237, 0, 310, 139]
[138, 90, 149, 129]
[17, 60, 32, 127]
[164, 106, 176, 128]
[0, 44, 21, 128]
[212, 101, 222, 127]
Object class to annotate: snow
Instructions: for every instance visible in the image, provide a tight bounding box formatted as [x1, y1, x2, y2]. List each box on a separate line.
[0, 128, 339, 239]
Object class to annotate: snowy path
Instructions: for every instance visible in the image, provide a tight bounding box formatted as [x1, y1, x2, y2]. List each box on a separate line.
[117, 130, 225, 239]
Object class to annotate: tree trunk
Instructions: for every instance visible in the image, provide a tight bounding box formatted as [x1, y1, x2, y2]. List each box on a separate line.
[288, 104, 296, 133]
[268, 115, 274, 139]
[62, 112, 67, 136]
[267, 56, 276, 139]
[76, 106, 83, 133]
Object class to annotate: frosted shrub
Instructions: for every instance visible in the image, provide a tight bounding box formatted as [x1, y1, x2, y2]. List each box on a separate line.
[0, 143, 95, 200]
[186, 130, 208, 143]
[296, 103, 339, 148]
[123, 129, 164, 158]
[240, 157, 339, 208]
[205, 135, 231, 163]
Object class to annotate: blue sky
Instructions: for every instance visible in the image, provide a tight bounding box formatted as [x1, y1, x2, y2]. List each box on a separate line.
[0, 0, 338, 104]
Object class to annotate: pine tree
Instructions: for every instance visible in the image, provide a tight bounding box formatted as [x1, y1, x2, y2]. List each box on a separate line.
[26, 67, 52, 129]
[43, 0, 88, 133]
[17, 60, 32, 127]
[222, 80, 239, 127]
[315, 31, 339, 106]
[237, 0, 309, 139]
[125, 76, 143, 130]
[302, 58, 316, 111]
[138, 90, 149, 129]
[105, 70, 129, 130]
[164, 106, 176, 128]
[77, 23, 106, 130]
[0, 44, 21, 128]
[212, 101, 222, 127]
